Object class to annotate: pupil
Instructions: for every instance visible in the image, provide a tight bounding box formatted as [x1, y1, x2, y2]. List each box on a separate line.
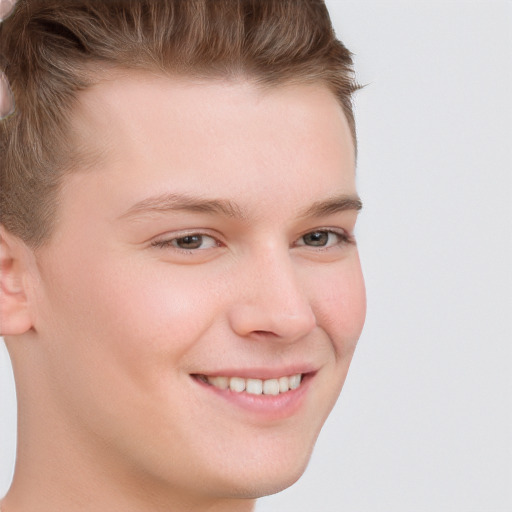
[177, 235, 202, 249]
[305, 231, 328, 246]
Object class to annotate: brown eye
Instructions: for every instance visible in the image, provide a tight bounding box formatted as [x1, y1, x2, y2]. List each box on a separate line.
[174, 235, 204, 250]
[296, 230, 351, 249]
[151, 233, 220, 251]
[302, 231, 330, 247]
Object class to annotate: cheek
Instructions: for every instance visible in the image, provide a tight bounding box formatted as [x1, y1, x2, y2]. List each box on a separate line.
[38, 251, 216, 380]
[309, 259, 366, 354]
[81, 263, 218, 366]
[35, 254, 222, 432]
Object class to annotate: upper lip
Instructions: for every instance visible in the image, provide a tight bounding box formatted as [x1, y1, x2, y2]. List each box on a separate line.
[192, 364, 318, 380]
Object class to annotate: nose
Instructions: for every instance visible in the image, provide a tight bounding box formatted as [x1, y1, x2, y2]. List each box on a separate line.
[227, 249, 317, 342]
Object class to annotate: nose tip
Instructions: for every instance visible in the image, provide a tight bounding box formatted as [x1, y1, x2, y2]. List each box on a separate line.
[228, 302, 317, 342]
[269, 307, 317, 341]
[227, 259, 317, 342]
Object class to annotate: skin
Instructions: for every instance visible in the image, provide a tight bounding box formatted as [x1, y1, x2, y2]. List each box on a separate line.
[0, 71, 15, 119]
[0, 0, 17, 22]
[0, 0, 17, 119]
[0, 0, 16, 121]
[0, 74, 366, 512]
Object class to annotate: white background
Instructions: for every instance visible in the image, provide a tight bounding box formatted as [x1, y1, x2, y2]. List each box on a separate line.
[1, 1, 511, 511]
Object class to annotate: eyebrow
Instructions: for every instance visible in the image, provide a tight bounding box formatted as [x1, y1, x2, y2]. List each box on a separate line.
[119, 193, 246, 220]
[298, 194, 363, 218]
[119, 192, 362, 221]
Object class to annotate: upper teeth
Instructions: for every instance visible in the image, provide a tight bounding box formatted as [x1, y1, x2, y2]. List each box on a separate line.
[205, 374, 302, 395]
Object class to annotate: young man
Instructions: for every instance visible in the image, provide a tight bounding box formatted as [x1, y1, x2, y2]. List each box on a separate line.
[0, 1, 366, 511]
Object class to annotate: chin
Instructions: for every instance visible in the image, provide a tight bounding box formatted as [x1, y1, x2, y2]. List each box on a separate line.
[251, 464, 309, 499]
[204, 437, 317, 501]
[219, 465, 309, 501]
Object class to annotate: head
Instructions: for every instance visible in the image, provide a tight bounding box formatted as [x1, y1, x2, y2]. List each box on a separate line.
[0, 1, 365, 510]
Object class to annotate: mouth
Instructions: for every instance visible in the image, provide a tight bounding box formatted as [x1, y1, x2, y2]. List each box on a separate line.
[191, 370, 315, 420]
[193, 373, 303, 396]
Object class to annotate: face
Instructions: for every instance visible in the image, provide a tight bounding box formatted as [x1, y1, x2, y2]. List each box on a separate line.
[29, 74, 366, 505]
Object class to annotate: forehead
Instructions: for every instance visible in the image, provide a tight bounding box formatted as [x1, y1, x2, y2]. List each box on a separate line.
[64, 72, 356, 221]
[71, 71, 354, 156]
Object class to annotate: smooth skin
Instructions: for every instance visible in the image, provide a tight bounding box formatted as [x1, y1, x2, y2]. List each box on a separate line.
[0, 74, 366, 512]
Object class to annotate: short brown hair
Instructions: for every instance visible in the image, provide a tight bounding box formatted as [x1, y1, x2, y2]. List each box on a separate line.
[0, 0, 359, 248]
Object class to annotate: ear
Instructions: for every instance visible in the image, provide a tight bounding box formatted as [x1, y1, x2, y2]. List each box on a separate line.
[0, 225, 34, 336]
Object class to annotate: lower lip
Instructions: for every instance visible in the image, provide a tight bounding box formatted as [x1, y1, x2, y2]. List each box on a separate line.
[192, 374, 314, 421]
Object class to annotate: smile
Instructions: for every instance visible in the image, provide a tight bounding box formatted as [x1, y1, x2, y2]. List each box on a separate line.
[196, 374, 303, 396]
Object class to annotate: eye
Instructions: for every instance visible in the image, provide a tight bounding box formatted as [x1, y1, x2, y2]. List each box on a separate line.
[151, 233, 219, 251]
[296, 229, 351, 248]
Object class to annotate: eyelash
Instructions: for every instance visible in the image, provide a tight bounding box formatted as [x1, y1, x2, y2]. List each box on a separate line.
[151, 233, 220, 252]
[150, 229, 355, 253]
[295, 229, 354, 250]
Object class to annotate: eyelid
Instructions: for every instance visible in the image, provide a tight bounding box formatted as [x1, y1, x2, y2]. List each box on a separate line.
[294, 227, 355, 248]
[149, 226, 354, 253]
[150, 231, 222, 251]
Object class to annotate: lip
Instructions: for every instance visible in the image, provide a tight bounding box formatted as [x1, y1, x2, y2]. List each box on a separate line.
[191, 370, 316, 421]
[194, 364, 317, 380]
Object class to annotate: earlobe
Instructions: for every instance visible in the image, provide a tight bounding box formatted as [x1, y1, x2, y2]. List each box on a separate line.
[0, 225, 34, 335]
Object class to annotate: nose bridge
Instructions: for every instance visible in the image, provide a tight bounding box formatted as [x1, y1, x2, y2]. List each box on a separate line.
[228, 243, 317, 341]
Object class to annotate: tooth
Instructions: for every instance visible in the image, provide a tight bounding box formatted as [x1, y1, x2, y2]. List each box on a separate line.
[246, 378, 263, 395]
[230, 377, 246, 392]
[278, 376, 290, 393]
[208, 374, 302, 393]
[289, 374, 302, 390]
[263, 379, 280, 396]
[208, 376, 229, 389]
